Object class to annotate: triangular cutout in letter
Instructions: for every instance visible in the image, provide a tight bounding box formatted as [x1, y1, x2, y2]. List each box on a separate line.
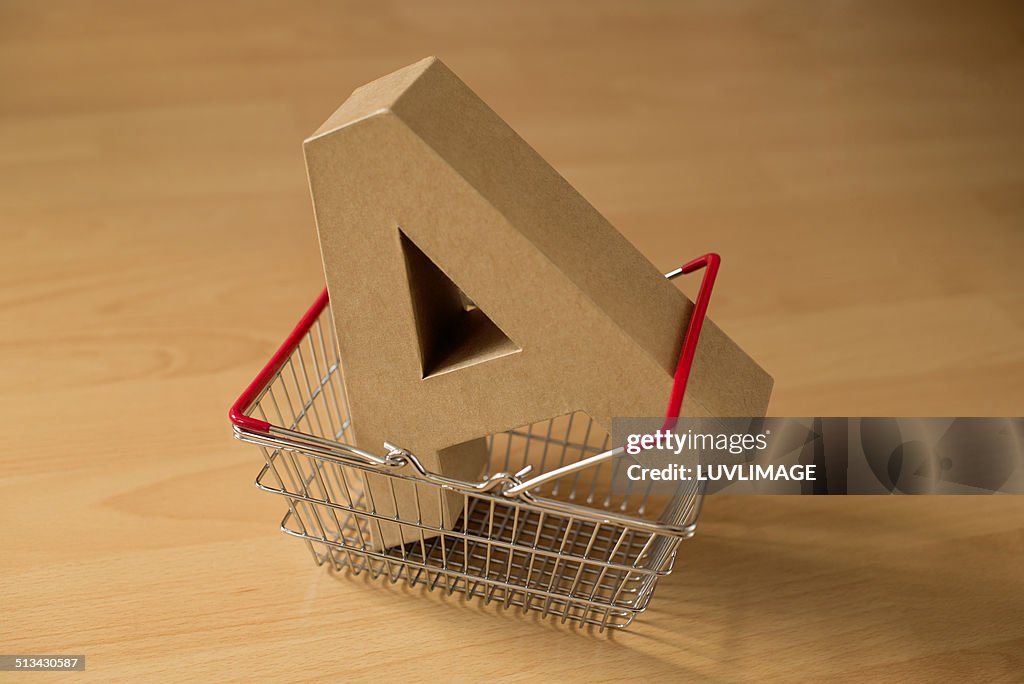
[399, 229, 520, 378]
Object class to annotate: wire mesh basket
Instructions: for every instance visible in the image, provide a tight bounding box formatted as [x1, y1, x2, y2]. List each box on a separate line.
[230, 255, 719, 629]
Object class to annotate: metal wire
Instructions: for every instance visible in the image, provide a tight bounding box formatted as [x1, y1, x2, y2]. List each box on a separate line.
[237, 302, 702, 630]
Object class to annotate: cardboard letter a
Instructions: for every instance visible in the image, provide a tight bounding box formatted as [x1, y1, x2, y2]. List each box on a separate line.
[304, 57, 773, 549]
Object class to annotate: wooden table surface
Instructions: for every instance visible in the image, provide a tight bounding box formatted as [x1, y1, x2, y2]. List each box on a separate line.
[2, 1, 1023, 681]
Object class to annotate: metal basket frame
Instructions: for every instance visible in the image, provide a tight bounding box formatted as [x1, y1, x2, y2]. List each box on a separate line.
[230, 254, 720, 629]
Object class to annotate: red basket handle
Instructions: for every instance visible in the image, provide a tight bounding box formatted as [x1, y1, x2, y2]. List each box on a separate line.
[662, 252, 720, 431]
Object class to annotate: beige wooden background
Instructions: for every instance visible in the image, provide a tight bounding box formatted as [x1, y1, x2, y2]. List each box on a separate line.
[1, 1, 1022, 681]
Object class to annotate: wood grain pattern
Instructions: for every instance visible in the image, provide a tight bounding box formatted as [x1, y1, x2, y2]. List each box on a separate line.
[2, 1, 1022, 681]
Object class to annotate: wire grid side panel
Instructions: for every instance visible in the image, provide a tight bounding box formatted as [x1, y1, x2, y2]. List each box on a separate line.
[268, 453, 678, 616]
[487, 413, 609, 498]
[294, 531, 643, 629]
[264, 447, 665, 576]
[261, 447, 368, 537]
[250, 311, 352, 443]
[281, 498, 659, 629]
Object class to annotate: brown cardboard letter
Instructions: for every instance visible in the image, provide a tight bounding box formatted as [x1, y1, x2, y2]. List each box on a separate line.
[304, 57, 773, 549]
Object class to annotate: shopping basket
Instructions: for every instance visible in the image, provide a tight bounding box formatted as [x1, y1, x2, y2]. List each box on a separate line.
[229, 253, 721, 630]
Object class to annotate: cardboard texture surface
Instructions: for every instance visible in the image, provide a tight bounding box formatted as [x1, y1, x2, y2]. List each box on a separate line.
[304, 57, 773, 549]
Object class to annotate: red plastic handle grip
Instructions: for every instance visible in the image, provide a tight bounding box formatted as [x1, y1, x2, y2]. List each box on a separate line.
[229, 289, 330, 433]
[662, 253, 720, 432]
